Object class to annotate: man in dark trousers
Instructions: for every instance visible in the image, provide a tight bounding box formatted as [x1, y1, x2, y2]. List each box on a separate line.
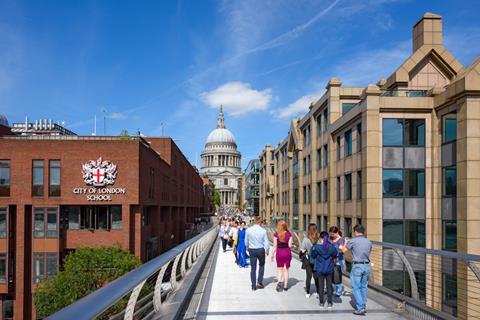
[245, 216, 270, 290]
[339, 224, 372, 316]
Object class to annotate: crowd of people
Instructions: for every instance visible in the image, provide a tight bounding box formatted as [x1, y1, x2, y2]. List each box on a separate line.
[217, 216, 372, 316]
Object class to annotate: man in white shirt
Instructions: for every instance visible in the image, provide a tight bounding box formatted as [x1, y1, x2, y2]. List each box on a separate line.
[245, 216, 270, 290]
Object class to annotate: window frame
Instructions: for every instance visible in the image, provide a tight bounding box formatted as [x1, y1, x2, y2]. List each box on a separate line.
[0, 207, 7, 238]
[0, 160, 11, 197]
[344, 130, 352, 157]
[32, 160, 44, 197]
[48, 160, 61, 197]
[33, 207, 58, 238]
[344, 173, 352, 201]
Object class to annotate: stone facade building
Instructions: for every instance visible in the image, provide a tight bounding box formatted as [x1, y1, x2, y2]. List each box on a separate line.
[259, 13, 480, 318]
[200, 107, 242, 208]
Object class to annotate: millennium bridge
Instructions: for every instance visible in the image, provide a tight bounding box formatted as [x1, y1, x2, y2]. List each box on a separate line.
[47, 225, 480, 320]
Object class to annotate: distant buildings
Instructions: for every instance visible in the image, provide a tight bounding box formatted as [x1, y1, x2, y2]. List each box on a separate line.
[259, 13, 480, 318]
[244, 160, 260, 215]
[0, 116, 211, 319]
[200, 107, 242, 208]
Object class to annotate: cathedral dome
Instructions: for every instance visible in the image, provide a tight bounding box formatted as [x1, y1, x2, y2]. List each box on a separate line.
[206, 128, 236, 145]
[0, 113, 8, 127]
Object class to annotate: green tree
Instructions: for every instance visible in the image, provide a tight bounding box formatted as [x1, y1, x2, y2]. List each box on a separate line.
[119, 129, 129, 140]
[34, 246, 141, 318]
[213, 190, 221, 207]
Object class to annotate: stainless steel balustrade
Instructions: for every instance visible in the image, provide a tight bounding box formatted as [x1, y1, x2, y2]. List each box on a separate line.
[266, 227, 480, 320]
[48, 225, 218, 320]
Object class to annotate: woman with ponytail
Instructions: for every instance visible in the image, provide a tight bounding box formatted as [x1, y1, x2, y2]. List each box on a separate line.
[300, 223, 320, 298]
[311, 231, 338, 309]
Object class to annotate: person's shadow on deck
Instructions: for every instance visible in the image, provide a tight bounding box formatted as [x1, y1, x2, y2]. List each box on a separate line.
[263, 277, 301, 289]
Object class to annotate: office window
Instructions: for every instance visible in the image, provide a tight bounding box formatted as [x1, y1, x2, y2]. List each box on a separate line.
[32, 160, 44, 197]
[34, 208, 58, 238]
[443, 269, 457, 317]
[344, 218, 352, 237]
[293, 189, 298, 204]
[357, 171, 362, 200]
[0, 161, 10, 197]
[317, 149, 321, 170]
[33, 253, 58, 284]
[383, 119, 404, 146]
[323, 144, 328, 166]
[322, 108, 328, 132]
[0, 254, 6, 283]
[323, 216, 328, 231]
[405, 170, 425, 197]
[443, 167, 456, 196]
[0, 208, 6, 238]
[307, 185, 311, 204]
[316, 116, 322, 136]
[383, 169, 403, 197]
[443, 114, 457, 144]
[345, 174, 352, 200]
[49, 160, 61, 197]
[336, 177, 341, 201]
[307, 155, 311, 174]
[357, 123, 362, 152]
[342, 103, 356, 115]
[404, 220, 425, 247]
[303, 186, 307, 204]
[303, 158, 307, 175]
[443, 221, 457, 251]
[383, 220, 403, 244]
[345, 130, 352, 157]
[323, 180, 328, 203]
[316, 182, 321, 203]
[337, 136, 341, 160]
[404, 119, 425, 146]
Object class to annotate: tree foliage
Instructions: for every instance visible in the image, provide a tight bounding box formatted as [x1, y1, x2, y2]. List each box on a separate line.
[34, 246, 141, 318]
[213, 190, 221, 207]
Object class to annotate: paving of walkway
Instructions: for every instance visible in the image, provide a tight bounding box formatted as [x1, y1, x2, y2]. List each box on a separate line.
[197, 242, 407, 320]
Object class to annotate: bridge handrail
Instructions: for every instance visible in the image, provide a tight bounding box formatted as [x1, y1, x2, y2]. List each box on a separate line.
[48, 225, 218, 320]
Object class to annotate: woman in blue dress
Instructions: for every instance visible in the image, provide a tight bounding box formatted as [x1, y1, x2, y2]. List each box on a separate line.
[236, 221, 249, 267]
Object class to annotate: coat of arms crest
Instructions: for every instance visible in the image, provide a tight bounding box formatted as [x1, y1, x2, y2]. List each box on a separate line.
[81, 157, 118, 187]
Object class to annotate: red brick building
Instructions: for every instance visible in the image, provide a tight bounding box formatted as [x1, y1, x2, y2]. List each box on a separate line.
[0, 131, 212, 319]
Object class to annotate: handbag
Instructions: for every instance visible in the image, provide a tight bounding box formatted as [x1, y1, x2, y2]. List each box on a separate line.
[333, 264, 342, 284]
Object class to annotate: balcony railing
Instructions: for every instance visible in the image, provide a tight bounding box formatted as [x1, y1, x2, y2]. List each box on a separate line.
[380, 89, 428, 97]
[48, 225, 218, 320]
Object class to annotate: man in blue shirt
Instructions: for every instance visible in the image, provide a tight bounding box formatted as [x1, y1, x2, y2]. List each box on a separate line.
[245, 216, 270, 291]
[339, 224, 372, 316]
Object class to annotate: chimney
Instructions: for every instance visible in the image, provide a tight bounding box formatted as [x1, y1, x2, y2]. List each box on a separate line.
[413, 12, 442, 52]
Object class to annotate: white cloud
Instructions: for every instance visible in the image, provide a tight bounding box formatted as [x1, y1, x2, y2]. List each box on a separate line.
[109, 112, 127, 120]
[273, 93, 320, 120]
[200, 82, 272, 116]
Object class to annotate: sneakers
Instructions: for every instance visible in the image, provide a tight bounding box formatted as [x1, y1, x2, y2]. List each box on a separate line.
[251, 287, 257, 291]
[353, 309, 366, 316]
[327, 303, 333, 310]
[306, 293, 311, 299]
[256, 283, 264, 289]
[319, 303, 325, 308]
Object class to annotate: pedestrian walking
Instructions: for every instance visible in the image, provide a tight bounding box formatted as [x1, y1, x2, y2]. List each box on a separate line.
[218, 220, 230, 252]
[245, 216, 270, 291]
[311, 231, 337, 309]
[329, 226, 346, 297]
[339, 224, 372, 316]
[271, 220, 293, 292]
[229, 221, 239, 263]
[236, 221, 249, 267]
[300, 223, 320, 298]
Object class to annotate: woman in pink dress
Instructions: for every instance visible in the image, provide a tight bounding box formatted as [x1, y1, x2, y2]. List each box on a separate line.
[271, 220, 293, 292]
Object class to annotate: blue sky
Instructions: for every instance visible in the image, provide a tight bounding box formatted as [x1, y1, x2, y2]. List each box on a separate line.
[1, 0, 479, 168]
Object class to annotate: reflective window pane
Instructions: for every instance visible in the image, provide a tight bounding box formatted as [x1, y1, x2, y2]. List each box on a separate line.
[443, 114, 457, 144]
[345, 130, 352, 157]
[33, 253, 44, 283]
[46, 253, 58, 276]
[405, 170, 425, 197]
[47, 209, 57, 238]
[404, 119, 425, 146]
[383, 119, 403, 146]
[443, 220, 457, 251]
[405, 220, 425, 247]
[345, 174, 352, 200]
[0, 254, 6, 283]
[383, 220, 403, 244]
[342, 103, 356, 115]
[443, 167, 456, 196]
[383, 169, 403, 197]
[34, 209, 45, 238]
[0, 208, 6, 238]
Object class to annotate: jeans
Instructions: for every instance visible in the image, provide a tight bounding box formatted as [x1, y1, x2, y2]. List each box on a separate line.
[334, 259, 345, 296]
[305, 263, 320, 294]
[350, 264, 370, 311]
[220, 237, 227, 251]
[249, 248, 266, 288]
[315, 272, 333, 304]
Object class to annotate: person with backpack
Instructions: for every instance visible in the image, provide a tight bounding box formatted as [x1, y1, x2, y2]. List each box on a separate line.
[329, 226, 346, 297]
[311, 231, 338, 309]
[300, 223, 320, 299]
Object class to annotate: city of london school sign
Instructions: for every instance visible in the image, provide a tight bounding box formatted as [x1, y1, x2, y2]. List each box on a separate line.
[72, 157, 126, 201]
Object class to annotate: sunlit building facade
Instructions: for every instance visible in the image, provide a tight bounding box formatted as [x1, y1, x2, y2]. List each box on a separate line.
[259, 13, 480, 318]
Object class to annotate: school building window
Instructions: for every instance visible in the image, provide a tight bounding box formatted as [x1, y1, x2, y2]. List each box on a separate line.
[32, 160, 44, 197]
[33, 208, 58, 238]
[0, 161, 10, 197]
[49, 160, 61, 197]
